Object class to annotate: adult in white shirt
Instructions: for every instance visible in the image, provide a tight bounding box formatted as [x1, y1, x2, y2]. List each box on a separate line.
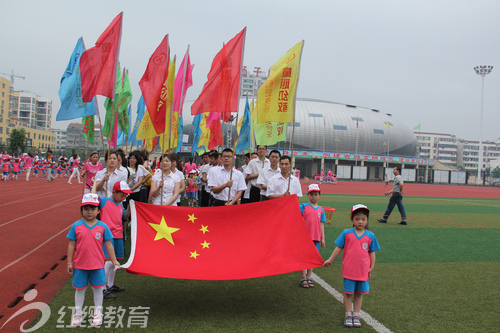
[244, 145, 270, 203]
[208, 148, 247, 206]
[151, 154, 181, 206]
[200, 151, 219, 207]
[256, 150, 281, 201]
[267, 155, 303, 199]
[126, 151, 144, 203]
[94, 151, 128, 198]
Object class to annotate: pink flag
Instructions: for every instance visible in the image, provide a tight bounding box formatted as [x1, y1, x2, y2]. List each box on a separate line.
[173, 47, 194, 115]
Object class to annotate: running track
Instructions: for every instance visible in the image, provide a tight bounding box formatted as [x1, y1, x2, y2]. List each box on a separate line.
[0, 177, 498, 330]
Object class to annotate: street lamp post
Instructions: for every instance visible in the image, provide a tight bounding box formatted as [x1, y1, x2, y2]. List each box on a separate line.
[473, 65, 493, 185]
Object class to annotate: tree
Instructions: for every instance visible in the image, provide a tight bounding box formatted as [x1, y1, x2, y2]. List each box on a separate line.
[492, 166, 500, 178]
[8, 128, 27, 154]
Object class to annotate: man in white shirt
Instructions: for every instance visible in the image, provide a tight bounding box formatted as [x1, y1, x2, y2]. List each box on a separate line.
[256, 150, 281, 201]
[200, 151, 219, 207]
[208, 148, 247, 206]
[267, 155, 303, 199]
[244, 145, 270, 203]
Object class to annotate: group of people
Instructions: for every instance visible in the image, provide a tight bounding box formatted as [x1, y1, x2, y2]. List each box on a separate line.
[314, 169, 337, 184]
[16, 145, 412, 328]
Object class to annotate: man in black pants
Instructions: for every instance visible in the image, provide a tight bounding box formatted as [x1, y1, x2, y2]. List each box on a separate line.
[243, 145, 269, 203]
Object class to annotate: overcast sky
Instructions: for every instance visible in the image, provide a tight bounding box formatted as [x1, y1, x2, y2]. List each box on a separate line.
[2, 0, 499, 142]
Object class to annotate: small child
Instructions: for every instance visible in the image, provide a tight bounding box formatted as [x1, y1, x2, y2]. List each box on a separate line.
[33, 164, 39, 177]
[299, 184, 326, 288]
[186, 170, 199, 207]
[12, 159, 21, 181]
[66, 193, 120, 327]
[1, 159, 10, 181]
[56, 163, 63, 178]
[324, 204, 380, 328]
[92, 180, 132, 300]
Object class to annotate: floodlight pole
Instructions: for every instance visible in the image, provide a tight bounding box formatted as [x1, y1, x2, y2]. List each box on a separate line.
[473, 65, 493, 185]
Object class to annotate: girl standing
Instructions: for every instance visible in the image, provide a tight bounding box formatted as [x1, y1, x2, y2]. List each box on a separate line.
[68, 154, 82, 184]
[324, 204, 380, 328]
[169, 153, 186, 206]
[150, 154, 181, 206]
[126, 151, 144, 203]
[186, 170, 199, 207]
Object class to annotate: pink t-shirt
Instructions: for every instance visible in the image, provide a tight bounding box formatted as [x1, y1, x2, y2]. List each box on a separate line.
[66, 220, 113, 270]
[184, 162, 197, 175]
[335, 228, 380, 281]
[99, 197, 126, 238]
[84, 162, 104, 189]
[73, 158, 80, 170]
[25, 157, 34, 168]
[300, 203, 326, 241]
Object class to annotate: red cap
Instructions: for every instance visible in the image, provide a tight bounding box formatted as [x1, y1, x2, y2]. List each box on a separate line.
[112, 181, 133, 194]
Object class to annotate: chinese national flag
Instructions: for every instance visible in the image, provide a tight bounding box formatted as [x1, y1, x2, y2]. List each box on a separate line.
[139, 35, 170, 134]
[80, 12, 123, 103]
[122, 195, 324, 280]
[191, 27, 246, 116]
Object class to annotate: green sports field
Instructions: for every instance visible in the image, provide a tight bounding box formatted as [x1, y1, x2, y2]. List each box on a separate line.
[34, 194, 500, 332]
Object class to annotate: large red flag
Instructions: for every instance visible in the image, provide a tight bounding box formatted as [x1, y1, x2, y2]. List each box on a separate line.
[122, 195, 323, 280]
[191, 27, 246, 116]
[80, 12, 123, 103]
[139, 35, 170, 134]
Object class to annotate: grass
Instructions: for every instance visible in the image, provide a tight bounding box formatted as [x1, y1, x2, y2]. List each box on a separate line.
[32, 195, 500, 332]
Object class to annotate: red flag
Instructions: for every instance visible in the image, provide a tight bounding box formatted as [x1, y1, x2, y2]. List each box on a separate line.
[122, 195, 323, 280]
[191, 27, 246, 116]
[80, 12, 123, 103]
[139, 35, 170, 134]
[208, 118, 223, 150]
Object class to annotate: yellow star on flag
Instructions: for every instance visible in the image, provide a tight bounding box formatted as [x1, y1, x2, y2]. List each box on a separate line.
[187, 213, 197, 223]
[201, 241, 210, 249]
[199, 225, 209, 234]
[190, 251, 200, 259]
[148, 216, 180, 245]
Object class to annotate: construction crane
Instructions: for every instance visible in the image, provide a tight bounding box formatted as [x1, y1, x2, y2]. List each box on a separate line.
[0, 70, 25, 85]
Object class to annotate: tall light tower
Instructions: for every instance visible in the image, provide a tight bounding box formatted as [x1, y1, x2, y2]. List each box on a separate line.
[473, 65, 493, 185]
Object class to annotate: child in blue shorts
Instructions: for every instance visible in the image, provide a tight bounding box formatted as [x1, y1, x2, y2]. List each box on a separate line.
[324, 204, 380, 328]
[67, 193, 120, 327]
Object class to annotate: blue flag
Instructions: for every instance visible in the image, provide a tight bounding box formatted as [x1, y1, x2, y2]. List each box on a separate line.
[175, 114, 184, 153]
[129, 96, 146, 148]
[116, 128, 125, 146]
[191, 113, 203, 153]
[235, 98, 251, 153]
[56, 37, 98, 121]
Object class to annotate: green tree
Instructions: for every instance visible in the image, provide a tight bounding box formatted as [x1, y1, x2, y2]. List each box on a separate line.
[492, 166, 500, 178]
[8, 128, 27, 154]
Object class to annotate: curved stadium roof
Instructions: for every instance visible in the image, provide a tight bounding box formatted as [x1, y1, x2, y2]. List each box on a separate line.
[181, 98, 417, 157]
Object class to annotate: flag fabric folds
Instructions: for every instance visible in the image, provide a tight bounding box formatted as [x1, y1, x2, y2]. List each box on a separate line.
[139, 35, 170, 134]
[253, 104, 287, 146]
[159, 56, 176, 153]
[129, 96, 146, 148]
[413, 124, 421, 130]
[256, 40, 304, 124]
[122, 195, 324, 280]
[191, 28, 246, 116]
[173, 48, 193, 115]
[57, 37, 98, 121]
[80, 12, 123, 103]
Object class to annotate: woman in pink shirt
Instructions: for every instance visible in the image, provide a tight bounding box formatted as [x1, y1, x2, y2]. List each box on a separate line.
[81, 152, 103, 194]
[183, 157, 197, 176]
[25, 153, 34, 181]
[68, 154, 82, 184]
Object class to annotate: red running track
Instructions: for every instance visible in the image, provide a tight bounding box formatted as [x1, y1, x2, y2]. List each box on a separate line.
[0, 175, 83, 331]
[0, 176, 498, 330]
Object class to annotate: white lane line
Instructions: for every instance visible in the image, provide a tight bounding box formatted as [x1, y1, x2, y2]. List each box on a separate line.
[312, 272, 392, 333]
[0, 195, 80, 228]
[0, 224, 72, 273]
[0, 192, 66, 207]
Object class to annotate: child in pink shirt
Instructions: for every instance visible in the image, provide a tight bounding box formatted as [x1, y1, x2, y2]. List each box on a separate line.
[186, 170, 199, 207]
[324, 204, 380, 328]
[66, 193, 119, 327]
[299, 184, 326, 288]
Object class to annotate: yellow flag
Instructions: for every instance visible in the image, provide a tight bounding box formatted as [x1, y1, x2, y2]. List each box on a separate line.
[159, 56, 177, 152]
[384, 122, 390, 128]
[256, 41, 304, 124]
[198, 112, 211, 147]
[144, 137, 157, 152]
[136, 109, 159, 140]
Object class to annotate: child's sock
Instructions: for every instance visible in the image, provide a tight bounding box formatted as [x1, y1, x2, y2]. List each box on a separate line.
[345, 312, 352, 317]
[105, 261, 116, 288]
[353, 312, 360, 317]
[75, 287, 87, 315]
[92, 286, 104, 315]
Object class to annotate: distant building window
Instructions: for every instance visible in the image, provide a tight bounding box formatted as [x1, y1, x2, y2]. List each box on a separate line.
[0, 127, 2, 134]
[287, 122, 300, 127]
[351, 117, 363, 121]
[334, 125, 347, 130]
[373, 129, 385, 134]
[308, 113, 323, 118]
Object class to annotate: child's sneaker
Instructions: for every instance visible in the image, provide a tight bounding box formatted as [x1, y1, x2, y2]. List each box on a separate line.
[91, 314, 103, 327]
[344, 315, 353, 327]
[71, 314, 82, 327]
[352, 315, 362, 328]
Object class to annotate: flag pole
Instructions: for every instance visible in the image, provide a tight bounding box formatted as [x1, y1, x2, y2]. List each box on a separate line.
[167, 55, 176, 153]
[81, 140, 89, 197]
[228, 111, 239, 203]
[288, 40, 305, 191]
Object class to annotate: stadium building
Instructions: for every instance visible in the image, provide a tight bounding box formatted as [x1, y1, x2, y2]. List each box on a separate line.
[180, 98, 432, 182]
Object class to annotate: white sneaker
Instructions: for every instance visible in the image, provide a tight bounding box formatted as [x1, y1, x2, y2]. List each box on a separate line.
[71, 314, 82, 327]
[91, 314, 103, 327]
